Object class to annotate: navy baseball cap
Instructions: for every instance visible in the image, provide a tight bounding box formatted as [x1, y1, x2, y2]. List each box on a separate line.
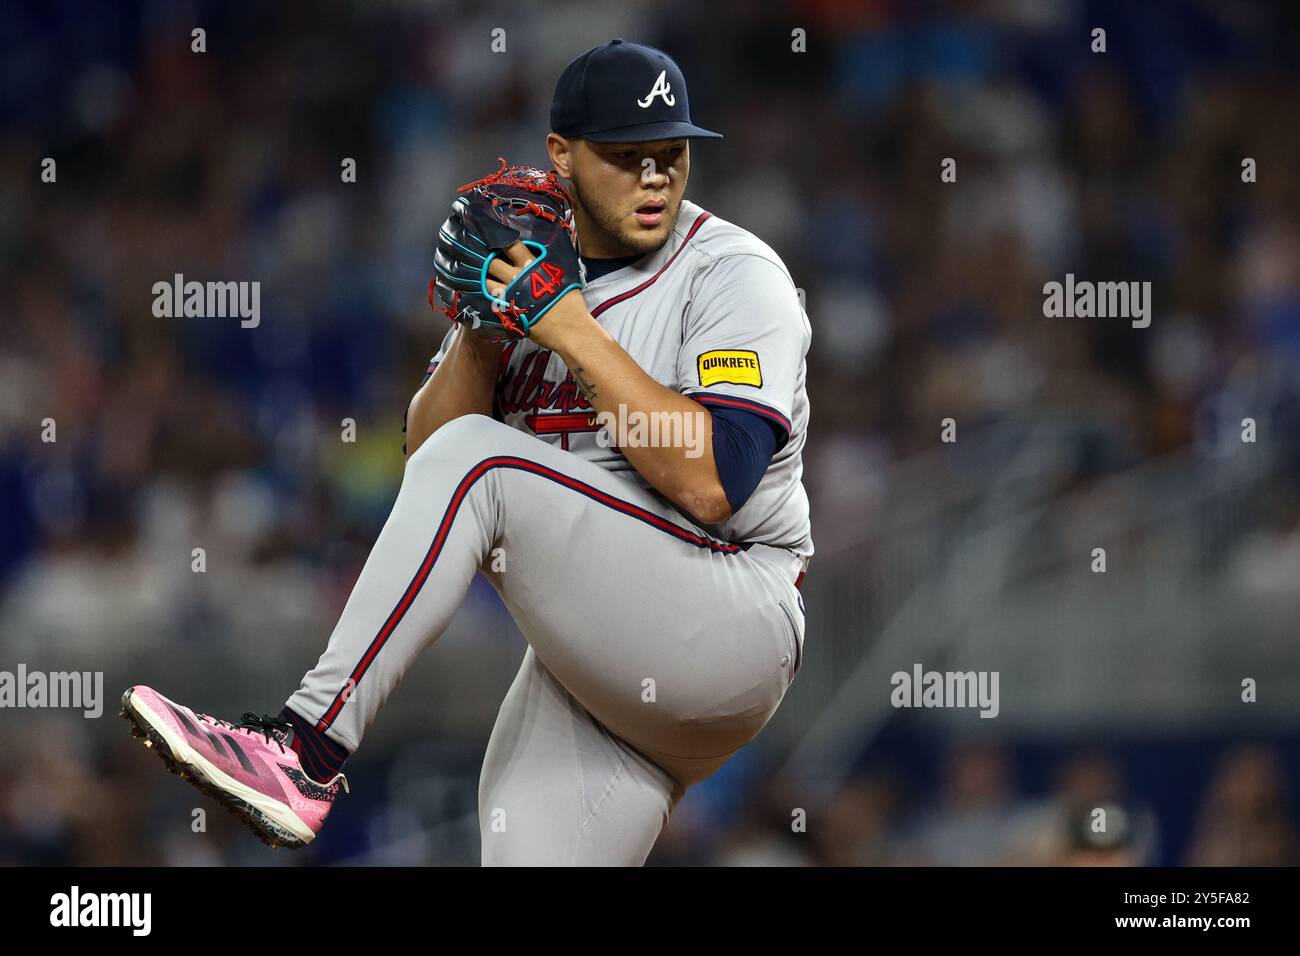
[550, 39, 723, 143]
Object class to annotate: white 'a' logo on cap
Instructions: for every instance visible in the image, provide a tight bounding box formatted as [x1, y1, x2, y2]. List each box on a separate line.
[636, 70, 676, 108]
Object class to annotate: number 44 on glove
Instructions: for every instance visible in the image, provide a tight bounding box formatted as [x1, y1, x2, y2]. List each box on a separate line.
[429, 159, 584, 342]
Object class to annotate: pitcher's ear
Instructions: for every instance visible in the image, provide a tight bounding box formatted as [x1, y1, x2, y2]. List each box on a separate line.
[546, 132, 575, 178]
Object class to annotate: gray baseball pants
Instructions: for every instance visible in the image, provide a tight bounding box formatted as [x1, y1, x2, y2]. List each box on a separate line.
[286, 413, 804, 865]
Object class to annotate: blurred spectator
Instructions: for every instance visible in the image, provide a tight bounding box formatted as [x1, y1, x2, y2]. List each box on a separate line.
[1005, 750, 1159, 866]
[812, 771, 901, 866]
[894, 740, 1030, 865]
[1186, 745, 1297, 866]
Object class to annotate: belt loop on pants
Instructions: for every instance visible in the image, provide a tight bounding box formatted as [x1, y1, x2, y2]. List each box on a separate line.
[794, 552, 809, 590]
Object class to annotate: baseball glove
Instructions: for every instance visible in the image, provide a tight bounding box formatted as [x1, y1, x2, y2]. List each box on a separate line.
[429, 159, 582, 341]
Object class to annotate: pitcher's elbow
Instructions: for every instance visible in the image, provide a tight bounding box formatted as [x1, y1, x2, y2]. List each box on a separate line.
[679, 486, 732, 526]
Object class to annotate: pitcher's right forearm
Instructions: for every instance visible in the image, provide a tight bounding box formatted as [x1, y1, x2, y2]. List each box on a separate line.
[405, 333, 502, 457]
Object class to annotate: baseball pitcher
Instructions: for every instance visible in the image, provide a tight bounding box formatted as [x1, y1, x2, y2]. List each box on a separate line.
[122, 39, 813, 866]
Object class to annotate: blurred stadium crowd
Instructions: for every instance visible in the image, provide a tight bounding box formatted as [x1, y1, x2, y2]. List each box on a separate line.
[2, 722, 1294, 866]
[2, 0, 1298, 865]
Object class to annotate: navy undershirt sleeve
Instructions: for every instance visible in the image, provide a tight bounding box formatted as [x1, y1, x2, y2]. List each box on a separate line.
[709, 405, 785, 514]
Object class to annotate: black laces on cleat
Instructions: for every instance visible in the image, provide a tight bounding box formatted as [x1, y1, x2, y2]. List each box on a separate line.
[233, 713, 293, 751]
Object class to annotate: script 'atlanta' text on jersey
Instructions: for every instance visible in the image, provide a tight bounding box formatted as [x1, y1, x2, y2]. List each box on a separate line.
[425, 198, 813, 559]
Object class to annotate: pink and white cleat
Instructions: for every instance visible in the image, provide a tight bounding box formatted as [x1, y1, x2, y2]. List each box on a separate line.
[120, 685, 347, 848]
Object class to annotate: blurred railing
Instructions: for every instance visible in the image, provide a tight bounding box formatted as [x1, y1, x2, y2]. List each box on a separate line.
[778, 409, 1296, 796]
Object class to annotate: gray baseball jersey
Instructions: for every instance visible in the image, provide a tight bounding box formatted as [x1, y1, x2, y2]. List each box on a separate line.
[428, 198, 814, 558]
[287, 200, 812, 864]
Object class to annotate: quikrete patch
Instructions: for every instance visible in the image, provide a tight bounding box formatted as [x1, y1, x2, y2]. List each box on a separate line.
[697, 350, 762, 387]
